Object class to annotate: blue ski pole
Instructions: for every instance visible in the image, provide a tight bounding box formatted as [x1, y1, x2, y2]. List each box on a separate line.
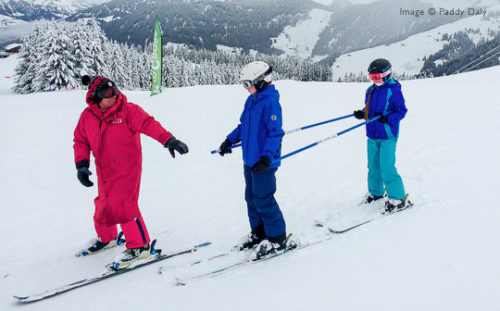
[211, 113, 354, 154]
[276, 115, 382, 161]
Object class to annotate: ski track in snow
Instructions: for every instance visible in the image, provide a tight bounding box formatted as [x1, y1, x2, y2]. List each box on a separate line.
[0, 55, 500, 310]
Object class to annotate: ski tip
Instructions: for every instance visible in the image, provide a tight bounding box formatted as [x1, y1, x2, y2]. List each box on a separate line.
[314, 221, 324, 227]
[13, 295, 28, 302]
[196, 242, 212, 248]
[175, 278, 186, 286]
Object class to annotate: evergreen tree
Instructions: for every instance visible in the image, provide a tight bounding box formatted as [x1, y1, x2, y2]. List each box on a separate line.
[72, 19, 93, 79]
[12, 32, 36, 94]
[33, 21, 79, 92]
[88, 18, 109, 78]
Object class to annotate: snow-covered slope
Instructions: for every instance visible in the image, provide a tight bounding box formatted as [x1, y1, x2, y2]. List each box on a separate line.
[331, 5, 500, 79]
[1, 55, 499, 310]
[423, 0, 500, 7]
[272, 8, 332, 59]
[0, 13, 33, 43]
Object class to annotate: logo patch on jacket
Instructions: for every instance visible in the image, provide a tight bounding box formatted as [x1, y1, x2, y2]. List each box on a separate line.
[271, 114, 277, 121]
[112, 118, 123, 124]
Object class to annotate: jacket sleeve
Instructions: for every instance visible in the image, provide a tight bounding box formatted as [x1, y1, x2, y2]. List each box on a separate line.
[73, 111, 91, 164]
[227, 123, 242, 144]
[227, 109, 244, 143]
[261, 98, 284, 161]
[127, 104, 173, 145]
[386, 87, 407, 124]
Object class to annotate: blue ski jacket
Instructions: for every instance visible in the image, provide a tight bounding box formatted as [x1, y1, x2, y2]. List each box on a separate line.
[227, 84, 284, 168]
[364, 79, 407, 139]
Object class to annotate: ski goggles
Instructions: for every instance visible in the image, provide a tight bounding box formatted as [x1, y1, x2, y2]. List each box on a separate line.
[241, 80, 253, 90]
[368, 68, 392, 84]
[97, 87, 119, 99]
[240, 66, 273, 90]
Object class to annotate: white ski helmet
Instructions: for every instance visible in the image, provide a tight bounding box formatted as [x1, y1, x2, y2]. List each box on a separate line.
[239, 61, 273, 91]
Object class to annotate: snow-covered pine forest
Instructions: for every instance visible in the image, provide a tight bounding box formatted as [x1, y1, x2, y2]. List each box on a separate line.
[12, 18, 332, 94]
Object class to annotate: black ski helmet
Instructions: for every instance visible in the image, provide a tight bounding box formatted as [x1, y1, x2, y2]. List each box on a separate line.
[368, 58, 392, 74]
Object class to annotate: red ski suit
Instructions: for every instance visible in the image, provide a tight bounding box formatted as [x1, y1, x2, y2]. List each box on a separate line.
[73, 93, 172, 227]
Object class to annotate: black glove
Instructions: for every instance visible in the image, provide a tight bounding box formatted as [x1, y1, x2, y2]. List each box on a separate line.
[353, 110, 365, 120]
[376, 113, 388, 123]
[165, 136, 189, 158]
[218, 138, 233, 156]
[252, 156, 271, 173]
[76, 160, 93, 187]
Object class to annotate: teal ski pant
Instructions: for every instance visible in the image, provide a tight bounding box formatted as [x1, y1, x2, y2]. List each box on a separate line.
[367, 137, 405, 200]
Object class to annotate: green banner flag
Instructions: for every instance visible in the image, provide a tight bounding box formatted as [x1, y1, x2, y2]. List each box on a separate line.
[151, 18, 163, 96]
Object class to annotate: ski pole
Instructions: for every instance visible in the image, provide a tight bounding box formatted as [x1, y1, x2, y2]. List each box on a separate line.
[276, 115, 382, 161]
[210, 113, 354, 154]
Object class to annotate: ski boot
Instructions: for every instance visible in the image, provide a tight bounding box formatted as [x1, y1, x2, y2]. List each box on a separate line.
[384, 194, 412, 214]
[238, 225, 265, 251]
[76, 232, 125, 257]
[111, 243, 152, 270]
[251, 233, 297, 261]
[362, 192, 386, 204]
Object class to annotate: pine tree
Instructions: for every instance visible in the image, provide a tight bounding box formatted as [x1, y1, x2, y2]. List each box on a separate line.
[33, 21, 78, 91]
[88, 18, 109, 78]
[12, 32, 36, 94]
[72, 19, 93, 79]
[107, 41, 127, 87]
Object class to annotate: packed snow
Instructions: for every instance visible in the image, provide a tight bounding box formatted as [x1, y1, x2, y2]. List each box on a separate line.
[331, 4, 500, 80]
[1, 54, 500, 310]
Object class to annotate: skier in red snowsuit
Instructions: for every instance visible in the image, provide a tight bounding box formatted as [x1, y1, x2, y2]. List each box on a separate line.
[73, 76, 188, 266]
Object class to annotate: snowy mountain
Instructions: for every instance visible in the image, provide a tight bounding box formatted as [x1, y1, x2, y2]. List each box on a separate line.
[0, 0, 110, 46]
[1, 53, 500, 310]
[72, 0, 468, 58]
[70, 0, 322, 54]
[2, 0, 500, 77]
[0, 0, 110, 20]
[331, 3, 500, 80]
[2, 0, 499, 67]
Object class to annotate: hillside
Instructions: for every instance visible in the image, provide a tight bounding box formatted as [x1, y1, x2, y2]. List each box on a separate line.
[331, 4, 500, 79]
[0, 55, 499, 310]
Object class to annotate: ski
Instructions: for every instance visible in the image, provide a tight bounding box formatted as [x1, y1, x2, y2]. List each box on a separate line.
[175, 240, 314, 286]
[13, 241, 211, 303]
[315, 218, 377, 234]
[316, 198, 414, 234]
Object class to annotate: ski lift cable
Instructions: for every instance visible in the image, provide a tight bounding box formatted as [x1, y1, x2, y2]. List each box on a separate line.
[453, 43, 500, 74]
[453, 44, 500, 74]
[459, 49, 500, 74]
